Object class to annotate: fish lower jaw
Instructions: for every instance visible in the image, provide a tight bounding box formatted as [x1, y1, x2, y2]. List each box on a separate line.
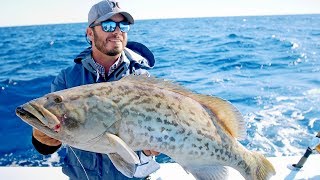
[53, 124, 61, 132]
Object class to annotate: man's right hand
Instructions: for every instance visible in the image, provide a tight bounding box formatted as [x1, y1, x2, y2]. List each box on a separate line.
[33, 128, 62, 146]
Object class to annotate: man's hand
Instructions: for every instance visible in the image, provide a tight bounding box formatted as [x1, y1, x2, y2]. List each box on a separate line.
[142, 150, 160, 156]
[33, 128, 62, 146]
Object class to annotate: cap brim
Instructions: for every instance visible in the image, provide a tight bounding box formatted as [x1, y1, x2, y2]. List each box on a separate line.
[95, 11, 134, 25]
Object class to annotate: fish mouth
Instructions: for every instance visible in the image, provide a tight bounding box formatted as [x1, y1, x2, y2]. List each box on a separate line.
[16, 104, 60, 134]
[16, 106, 38, 120]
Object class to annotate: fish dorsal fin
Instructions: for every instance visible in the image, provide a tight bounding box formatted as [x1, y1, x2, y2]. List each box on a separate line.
[185, 165, 229, 180]
[192, 94, 246, 140]
[120, 75, 246, 140]
[105, 133, 140, 177]
[120, 75, 192, 94]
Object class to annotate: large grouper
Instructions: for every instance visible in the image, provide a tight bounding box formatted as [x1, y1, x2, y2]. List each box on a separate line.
[16, 75, 275, 180]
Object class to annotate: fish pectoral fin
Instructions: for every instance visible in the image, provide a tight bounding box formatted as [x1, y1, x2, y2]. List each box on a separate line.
[105, 133, 140, 164]
[185, 165, 229, 180]
[108, 153, 137, 178]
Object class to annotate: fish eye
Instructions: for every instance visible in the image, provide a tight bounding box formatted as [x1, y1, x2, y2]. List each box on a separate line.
[53, 95, 63, 103]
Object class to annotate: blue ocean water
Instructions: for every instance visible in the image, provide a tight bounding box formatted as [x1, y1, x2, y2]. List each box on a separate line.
[0, 14, 320, 166]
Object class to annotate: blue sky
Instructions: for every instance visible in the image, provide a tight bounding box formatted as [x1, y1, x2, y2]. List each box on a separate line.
[1, 0, 320, 27]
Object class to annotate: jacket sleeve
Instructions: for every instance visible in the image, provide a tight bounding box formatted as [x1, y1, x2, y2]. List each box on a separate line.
[32, 70, 67, 155]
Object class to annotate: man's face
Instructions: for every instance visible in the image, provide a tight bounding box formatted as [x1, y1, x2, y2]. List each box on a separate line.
[91, 14, 128, 56]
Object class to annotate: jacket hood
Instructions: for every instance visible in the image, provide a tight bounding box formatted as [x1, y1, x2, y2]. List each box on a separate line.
[73, 41, 155, 68]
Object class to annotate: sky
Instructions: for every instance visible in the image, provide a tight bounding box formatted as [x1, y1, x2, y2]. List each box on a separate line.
[1, 0, 320, 27]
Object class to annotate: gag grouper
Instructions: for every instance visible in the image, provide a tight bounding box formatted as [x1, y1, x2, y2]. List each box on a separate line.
[16, 75, 275, 180]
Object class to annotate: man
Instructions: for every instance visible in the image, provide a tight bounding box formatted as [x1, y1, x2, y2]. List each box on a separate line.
[32, 1, 160, 179]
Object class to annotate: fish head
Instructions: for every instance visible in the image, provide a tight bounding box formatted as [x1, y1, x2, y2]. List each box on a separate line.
[16, 86, 121, 145]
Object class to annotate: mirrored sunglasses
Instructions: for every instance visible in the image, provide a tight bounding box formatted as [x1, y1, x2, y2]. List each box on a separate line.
[90, 20, 130, 33]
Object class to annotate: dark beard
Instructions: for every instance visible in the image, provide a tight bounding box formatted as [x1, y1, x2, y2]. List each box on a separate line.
[92, 28, 126, 56]
[105, 48, 121, 56]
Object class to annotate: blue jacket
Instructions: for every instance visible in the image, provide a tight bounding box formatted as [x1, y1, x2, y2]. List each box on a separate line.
[51, 42, 155, 180]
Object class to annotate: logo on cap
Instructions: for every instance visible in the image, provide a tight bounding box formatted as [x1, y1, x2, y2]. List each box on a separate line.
[110, 1, 121, 10]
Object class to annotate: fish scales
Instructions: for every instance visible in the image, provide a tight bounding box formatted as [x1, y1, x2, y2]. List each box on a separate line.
[110, 84, 219, 148]
[114, 86, 260, 178]
[106, 80, 269, 177]
[16, 75, 275, 180]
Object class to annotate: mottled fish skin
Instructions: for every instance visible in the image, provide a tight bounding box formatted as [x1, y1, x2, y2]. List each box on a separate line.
[109, 79, 274, 180]
[16, 75, 275, 180]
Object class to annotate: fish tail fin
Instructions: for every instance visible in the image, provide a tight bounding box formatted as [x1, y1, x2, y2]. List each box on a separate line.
[316, 144, 320, 153]
[250, 152, 276, 180]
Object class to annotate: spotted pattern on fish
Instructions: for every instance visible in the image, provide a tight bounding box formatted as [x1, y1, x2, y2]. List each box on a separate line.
[16, 76, 275, 180]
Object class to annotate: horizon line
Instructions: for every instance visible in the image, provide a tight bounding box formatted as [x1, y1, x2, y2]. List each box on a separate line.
[1, 13, 319, 28]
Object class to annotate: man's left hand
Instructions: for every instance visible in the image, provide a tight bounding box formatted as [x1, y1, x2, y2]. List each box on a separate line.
[142, 150, 160, 156]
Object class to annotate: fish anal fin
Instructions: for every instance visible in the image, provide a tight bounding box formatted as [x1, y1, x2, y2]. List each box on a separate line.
[185, 165, 229, 180]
